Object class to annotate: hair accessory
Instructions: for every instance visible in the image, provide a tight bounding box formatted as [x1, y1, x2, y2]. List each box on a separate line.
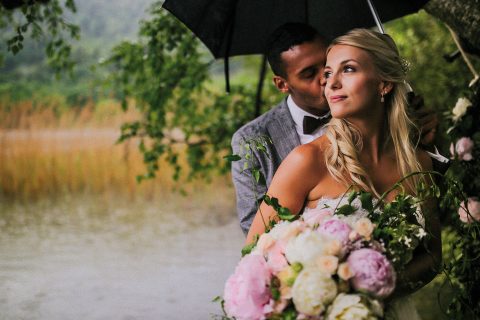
[400, 57, 411, 74]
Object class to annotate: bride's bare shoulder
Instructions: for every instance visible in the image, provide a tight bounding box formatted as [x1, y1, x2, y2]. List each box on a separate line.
[287, 136, 329, 163]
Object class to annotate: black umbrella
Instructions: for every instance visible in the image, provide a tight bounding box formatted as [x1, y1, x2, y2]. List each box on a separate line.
[163, 0, 429, 111]
[163, 0, 429, 59]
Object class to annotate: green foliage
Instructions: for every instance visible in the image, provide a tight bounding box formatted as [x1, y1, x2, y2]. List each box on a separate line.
[388, 12, 479, 112]
[0, 0, 154, 103]
[440, 82, 480, 319]
[106, 2, 266, 181]
[387, 12, 480, 151]
[263, 195, 296, 221]
[241, 234, 258, 257]
[0, 0, 80, 75]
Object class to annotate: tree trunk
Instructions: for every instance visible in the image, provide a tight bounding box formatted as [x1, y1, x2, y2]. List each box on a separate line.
[425, 0, 480, 55]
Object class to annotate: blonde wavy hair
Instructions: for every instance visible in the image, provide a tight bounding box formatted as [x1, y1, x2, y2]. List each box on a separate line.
[324, 28, 422, 197]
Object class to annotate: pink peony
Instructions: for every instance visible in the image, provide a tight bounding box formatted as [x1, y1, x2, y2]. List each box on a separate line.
[317, 218, 352, 244]
[458, 197, 480, 223]
[347, 248, 396, 299]
[450, 137, 474, 161]
[302, 207, 333, 227]
[265, 241, 289, 273]
[224, 254, 272, 320]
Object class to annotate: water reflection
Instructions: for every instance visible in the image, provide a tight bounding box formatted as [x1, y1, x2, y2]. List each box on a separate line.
[0, 193, 244, 319]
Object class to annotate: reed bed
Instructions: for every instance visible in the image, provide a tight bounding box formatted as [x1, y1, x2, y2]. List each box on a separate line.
[0, 98, 232, 202]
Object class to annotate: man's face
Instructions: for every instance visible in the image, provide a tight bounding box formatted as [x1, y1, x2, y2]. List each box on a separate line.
[274, 37, 329, 116]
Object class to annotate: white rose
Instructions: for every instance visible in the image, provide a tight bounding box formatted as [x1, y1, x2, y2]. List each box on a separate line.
[327, 293, 380, 320]
[354, 218, 375, 240]
[292, 267, 337, 316]
[285, 230, 328, 267]
[268, 220, 292, 240]
[316, 255, 339, 275]
[280, 220, 305, 242]
[452, 97, 472, 121]
[337, 263, 354, 281]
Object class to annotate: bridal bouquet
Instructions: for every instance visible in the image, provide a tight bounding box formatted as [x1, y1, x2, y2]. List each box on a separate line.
[220, 192, 428, 320]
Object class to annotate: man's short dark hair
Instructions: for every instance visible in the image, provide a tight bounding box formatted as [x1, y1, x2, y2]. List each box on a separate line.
[266, 23, 327, 78]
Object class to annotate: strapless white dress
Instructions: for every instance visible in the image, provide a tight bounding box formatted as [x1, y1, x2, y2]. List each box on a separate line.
[303, 197, 422, 320]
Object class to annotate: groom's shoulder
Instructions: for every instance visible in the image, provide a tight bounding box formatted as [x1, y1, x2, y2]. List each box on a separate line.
[417, 149, 433, 171]
[232, 99, 287, 142]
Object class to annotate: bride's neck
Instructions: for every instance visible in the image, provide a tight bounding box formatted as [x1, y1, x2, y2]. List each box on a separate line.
[352, 118, 389, 165]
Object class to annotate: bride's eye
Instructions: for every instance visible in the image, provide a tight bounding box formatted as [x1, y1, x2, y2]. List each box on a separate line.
[323, 70, 332, 79]
[344, 65, 355, 73]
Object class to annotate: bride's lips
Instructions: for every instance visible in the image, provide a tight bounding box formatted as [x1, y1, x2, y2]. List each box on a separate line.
[329, 95, 347, 103]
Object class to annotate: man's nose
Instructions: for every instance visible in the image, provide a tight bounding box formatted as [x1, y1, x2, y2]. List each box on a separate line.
[320, 71, 327, 87]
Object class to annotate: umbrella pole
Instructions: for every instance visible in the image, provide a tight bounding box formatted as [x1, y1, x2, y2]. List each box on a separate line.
[364, 0, 418, 99]
[366, 0, 385, 34]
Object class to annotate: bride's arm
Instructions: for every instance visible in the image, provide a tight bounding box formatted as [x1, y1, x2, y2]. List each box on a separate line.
[389, 151, 442, 299]
[246, 144, 322, 244]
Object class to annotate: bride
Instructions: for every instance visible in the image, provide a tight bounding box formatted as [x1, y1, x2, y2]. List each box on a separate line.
[246, 29, 442, 318]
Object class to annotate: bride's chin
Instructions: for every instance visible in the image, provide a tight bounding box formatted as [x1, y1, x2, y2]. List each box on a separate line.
[330, 109, 349, 119]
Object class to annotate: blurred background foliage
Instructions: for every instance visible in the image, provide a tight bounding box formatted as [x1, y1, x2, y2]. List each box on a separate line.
[1, 0, 479, 181]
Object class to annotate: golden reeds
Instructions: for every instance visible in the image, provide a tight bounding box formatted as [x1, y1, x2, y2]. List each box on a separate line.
[0, 99, 230, 202]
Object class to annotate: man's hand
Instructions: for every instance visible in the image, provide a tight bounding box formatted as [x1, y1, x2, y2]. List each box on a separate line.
[410, 95, 439, 148]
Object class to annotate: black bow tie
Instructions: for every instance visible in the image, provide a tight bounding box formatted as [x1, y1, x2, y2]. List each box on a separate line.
[302, 115, 330, 134]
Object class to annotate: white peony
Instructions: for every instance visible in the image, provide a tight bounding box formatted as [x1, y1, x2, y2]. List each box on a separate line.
[291, 267, 337, 315]
[285, 230, 328, 266]
[268, 220, 305, 242]
[268, 220, 292, 240]
[452, 97, 472, 121]
[326, 293, 381, 320]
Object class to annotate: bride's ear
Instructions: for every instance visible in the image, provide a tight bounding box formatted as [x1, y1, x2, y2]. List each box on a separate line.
[379, 81, 393, 95]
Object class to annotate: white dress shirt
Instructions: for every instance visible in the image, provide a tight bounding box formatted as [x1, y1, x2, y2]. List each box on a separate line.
[287, 95, 330, 144]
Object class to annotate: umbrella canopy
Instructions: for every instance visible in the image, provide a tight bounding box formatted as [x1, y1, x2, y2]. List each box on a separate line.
[163, 0, 430, 59]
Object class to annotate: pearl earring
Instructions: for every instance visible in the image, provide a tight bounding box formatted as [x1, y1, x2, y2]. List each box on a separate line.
[381, 92, 385, 103]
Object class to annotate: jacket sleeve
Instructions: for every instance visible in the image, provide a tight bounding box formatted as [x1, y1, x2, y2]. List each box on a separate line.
[231, 130, 268, 236]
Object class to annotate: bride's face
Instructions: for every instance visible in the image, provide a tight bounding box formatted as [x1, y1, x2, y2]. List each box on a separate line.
[323, 44, 384, 120]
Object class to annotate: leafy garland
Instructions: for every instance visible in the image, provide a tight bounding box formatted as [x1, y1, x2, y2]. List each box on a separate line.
[440, 81, 480, 318]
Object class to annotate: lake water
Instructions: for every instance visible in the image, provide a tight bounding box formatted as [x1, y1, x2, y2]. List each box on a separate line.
[0, 194, 244, 320]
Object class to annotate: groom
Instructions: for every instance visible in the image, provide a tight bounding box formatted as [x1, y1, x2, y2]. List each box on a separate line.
[231, 23, 444, 235]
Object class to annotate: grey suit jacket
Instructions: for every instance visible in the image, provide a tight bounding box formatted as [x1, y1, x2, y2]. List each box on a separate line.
[231, 98, 301, 235]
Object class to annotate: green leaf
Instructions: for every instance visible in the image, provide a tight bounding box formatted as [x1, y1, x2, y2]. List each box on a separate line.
[223, 154, 241, 162]
[336, 204, 356, 216]
[241, 234, 258, 256]
[253, 169, 261, 183]
[241, 242, 256, 257]
[271, 287, 280, 301]
[348, 192, 358, 204]
[278, 207, 295, 221]
[360, 192, 373, 211]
